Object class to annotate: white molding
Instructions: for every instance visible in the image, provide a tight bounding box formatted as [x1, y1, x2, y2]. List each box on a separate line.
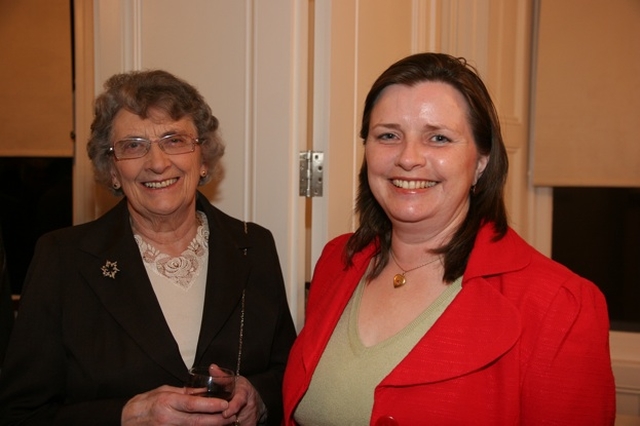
[72, 0, 96, 225]
[528, 186, 552, 256]
[125, 0, 142, 70]
[489, 0, 531, 126]
[438, 0, 490, 73]
[611, 331, 640, 365]
[412, 0, 433, 52]
[309, 0, 331, 273]
[244, 0, 254, 222]
[611, 332, 640, 415]
[285, 0, 309, 331]
[251, 0, 309, 330]
[504, 144, 526, 233]
[613, 361, 640, 394]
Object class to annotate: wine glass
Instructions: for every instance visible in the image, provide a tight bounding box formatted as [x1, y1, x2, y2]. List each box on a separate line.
[185, 365, 236, 400]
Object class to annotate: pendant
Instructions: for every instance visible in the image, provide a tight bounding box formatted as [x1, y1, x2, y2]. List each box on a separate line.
[393, 273, 406, 288]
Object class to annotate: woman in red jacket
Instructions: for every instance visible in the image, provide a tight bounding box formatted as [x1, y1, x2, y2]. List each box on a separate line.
[282, 52, 615, 425]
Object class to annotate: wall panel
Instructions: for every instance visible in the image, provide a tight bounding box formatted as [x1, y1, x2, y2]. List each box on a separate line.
[533, 0, 640, 187]
[0, 0, 73, 157]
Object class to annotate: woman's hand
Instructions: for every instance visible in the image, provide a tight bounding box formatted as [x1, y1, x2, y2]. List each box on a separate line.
[223, 376, 268, 425]
[121, 385, 236, 425]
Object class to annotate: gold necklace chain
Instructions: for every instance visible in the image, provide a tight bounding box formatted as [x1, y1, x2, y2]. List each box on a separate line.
[389, 250, 440, 288]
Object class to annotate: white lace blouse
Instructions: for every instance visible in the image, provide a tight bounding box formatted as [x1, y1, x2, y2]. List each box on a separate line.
[134, 211, 209, 368]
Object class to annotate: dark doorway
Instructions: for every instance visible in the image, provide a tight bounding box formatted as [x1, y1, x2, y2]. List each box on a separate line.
[552, 187, 640, 331]
[0, 158, 73, 294]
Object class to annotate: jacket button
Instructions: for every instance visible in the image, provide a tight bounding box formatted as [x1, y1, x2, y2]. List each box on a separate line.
[375, 416, 399, 426]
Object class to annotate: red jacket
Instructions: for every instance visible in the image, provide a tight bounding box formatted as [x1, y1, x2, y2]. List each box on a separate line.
[283, 224, 615, 425]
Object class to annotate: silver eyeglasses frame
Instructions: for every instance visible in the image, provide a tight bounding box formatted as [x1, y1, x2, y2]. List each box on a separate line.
[109, 133, 204, 161]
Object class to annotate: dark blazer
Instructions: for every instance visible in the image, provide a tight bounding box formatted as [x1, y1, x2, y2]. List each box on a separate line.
[0, 192, 296, 425]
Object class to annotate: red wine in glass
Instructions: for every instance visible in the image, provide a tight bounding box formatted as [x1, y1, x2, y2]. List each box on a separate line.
[186, 365, 235, 401]
[190, 389, 234, 400]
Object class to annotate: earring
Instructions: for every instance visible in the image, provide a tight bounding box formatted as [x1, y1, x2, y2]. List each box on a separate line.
[470, 184, 476, 195]
[201, 170, 207, 177]
[113, 182, 120, 189]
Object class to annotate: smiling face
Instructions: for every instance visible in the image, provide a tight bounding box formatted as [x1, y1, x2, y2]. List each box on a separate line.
[109, 108, 206, 224]
[365, 81, 488, 237]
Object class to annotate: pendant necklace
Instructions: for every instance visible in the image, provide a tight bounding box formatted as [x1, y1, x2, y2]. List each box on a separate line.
[389, 250, 440, 288]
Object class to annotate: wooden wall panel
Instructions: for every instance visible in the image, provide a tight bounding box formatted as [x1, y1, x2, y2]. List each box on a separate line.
[533, 0, 640, 187]
[0, 0, 73, 157]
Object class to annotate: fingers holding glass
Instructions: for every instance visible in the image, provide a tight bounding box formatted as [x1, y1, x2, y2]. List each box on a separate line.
[185, 365, 236, 400]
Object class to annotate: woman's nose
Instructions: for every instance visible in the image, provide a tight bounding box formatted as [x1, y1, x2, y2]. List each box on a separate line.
[396, 139, 426, 170]
[145, 142, 172, 170]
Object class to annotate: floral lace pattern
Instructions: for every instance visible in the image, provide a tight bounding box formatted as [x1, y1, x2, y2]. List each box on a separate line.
[134, 211, 209, 290]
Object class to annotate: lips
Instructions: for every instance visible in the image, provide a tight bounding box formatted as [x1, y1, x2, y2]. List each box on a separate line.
[391, 179, 437, 189]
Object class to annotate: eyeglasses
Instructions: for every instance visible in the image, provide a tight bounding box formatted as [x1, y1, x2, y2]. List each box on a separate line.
[109, 133, 204, 160]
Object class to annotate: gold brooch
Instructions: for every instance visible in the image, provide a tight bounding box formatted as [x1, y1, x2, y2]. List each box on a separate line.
[101, 260, 119, 279]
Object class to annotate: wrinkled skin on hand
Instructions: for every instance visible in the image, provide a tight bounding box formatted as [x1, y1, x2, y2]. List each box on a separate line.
[121, 384, 235, 426]
[224, 375, 267, 425]
[121, 362, 266, 426]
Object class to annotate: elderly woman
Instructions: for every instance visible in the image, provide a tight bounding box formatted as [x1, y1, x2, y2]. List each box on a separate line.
[282, 53, 615, 425]
[0, 70, 296, 425]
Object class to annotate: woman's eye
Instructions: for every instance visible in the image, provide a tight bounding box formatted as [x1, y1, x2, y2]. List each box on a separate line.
[431, 134, 450, 144]
[377, 132, 398, 142]
[166, 136, 184, 146]
[122, 140, 143, 150]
